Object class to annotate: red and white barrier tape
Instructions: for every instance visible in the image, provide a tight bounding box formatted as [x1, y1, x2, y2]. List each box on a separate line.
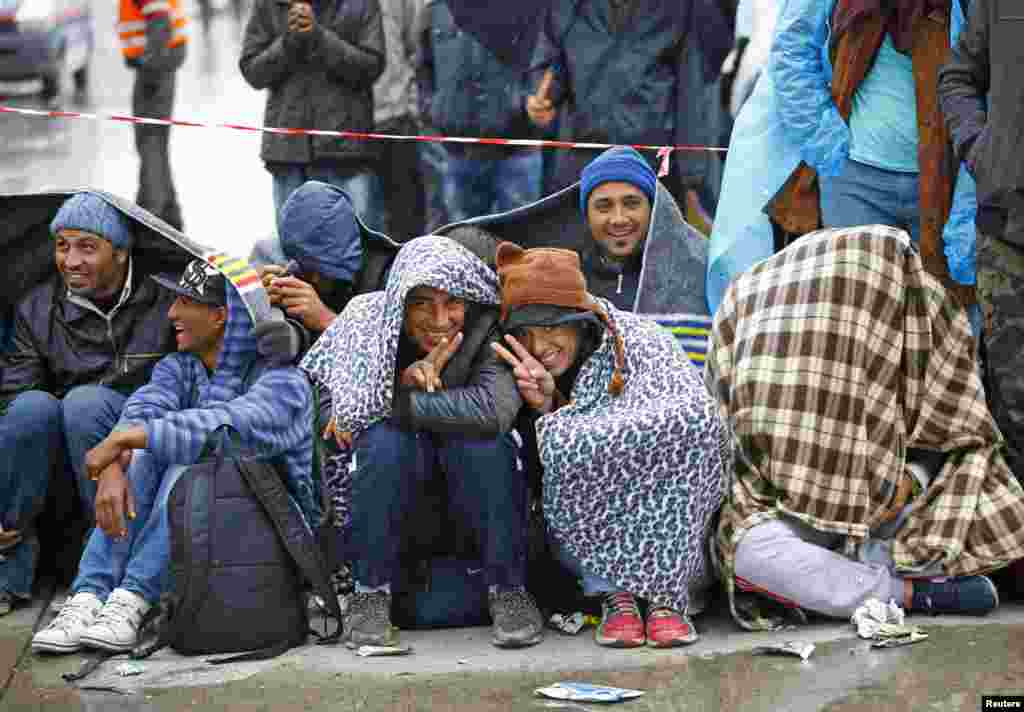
[0, 104, 726, 178]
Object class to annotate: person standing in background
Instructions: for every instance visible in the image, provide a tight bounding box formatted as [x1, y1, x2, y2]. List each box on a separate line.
[117, 0, 188, 231]
[240, 0, 385, 232]
[416, 0, 542, 223]
[371, 0, 427, 240]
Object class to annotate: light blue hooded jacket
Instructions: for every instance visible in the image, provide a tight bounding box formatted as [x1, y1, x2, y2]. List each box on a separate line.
[116, 285, 319, 526]
[706, 0, 976, 315]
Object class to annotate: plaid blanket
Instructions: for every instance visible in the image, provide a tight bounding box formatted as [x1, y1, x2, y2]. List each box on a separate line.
[708, 226, 1024, 630]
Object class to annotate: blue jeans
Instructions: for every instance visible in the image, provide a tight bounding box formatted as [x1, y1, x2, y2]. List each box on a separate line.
[62, 386, 128, 519]
[0, 391, 63, 597]
[269, 162, 377, 234]
[442, 148, 542, 222]
[349, 420, 527, 589]
[819, 158, 921, 244]
[550, 534, 616, 598]
[419, 132, 450, 233]
[821, 157, 983, 338]
[72, 453, 187, 605]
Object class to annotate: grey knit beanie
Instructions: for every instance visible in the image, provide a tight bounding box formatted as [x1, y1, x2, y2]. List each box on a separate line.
[50, 193, 135, 249]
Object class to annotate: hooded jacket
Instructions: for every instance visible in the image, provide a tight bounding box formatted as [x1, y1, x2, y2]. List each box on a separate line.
[116, 285, 319, 525]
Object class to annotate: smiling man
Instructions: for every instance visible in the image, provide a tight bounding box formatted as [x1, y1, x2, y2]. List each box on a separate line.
[0, 193, 175, 617]
[32, 261, 317, 654]
[301, 235, 544, 650]
[578, 147, 656, 311]
[0, 191, 302, 619]
[491, 243, 728, 649]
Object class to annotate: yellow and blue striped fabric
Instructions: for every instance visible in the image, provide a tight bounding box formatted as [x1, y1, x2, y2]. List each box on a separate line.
[650, 313, 712, 367]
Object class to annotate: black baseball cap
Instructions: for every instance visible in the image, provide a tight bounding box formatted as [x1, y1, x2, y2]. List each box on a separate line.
[151, 259, 228, 306]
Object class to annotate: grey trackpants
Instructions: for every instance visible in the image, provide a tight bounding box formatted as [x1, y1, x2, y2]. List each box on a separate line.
[734, 517, 911, 619]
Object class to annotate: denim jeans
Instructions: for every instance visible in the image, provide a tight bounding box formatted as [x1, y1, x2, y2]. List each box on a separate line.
[550, 534, 616, 598]
[61, 386, 128, 519]
[349, 420, 527, 589]
[72, 453, 187, 605]
[419, 131, 450, 233]
[819, 158, 921, 244]
[269, 162, 377, 234]
[442, 148, 542, 223]
[821, 157, 984, 338]
[0, 391, 63, 597]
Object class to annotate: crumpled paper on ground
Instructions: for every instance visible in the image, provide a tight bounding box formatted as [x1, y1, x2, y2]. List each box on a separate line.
[851, 598, 927, 644]
[548, 613, 600, 635]
[535, 683, 644, 703]
[750, 641, 815, 661]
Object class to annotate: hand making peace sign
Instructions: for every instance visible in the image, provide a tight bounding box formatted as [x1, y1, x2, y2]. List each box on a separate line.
[401, 332, 464, 394]
[491, 333, 557, 414]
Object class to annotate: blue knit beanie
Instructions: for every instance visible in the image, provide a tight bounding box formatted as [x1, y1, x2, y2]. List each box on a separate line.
[50, 193, 134, 249]
[279, 181, 363, 283]
[579, 146, 657, 218]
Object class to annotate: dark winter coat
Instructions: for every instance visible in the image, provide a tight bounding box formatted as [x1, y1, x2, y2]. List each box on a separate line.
[0, 267, 176, 406]
[240, 0, 386, 166]
[939, 0, 1024, 219]
[531, 0, 732, 186]
[415, 0, 533, 140]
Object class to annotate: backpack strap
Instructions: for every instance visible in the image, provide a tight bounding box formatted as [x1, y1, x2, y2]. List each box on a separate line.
[230, 434, 344, 644]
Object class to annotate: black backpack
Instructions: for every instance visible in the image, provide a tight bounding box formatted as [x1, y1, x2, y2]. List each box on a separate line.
[139, 424, 342, 661]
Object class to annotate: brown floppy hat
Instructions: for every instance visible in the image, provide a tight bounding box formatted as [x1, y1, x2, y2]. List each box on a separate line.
[495, 242, 626, 396]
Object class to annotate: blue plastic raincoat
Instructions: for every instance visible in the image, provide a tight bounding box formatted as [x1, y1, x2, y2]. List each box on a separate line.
[706, 0, 976, 315]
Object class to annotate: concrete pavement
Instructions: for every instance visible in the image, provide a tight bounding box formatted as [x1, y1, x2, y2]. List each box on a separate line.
[2, 583, 1021, 711]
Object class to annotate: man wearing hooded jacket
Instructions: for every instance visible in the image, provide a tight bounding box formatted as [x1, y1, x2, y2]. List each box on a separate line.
[32, 261, 318, 654]
[0, 192, 302, 619]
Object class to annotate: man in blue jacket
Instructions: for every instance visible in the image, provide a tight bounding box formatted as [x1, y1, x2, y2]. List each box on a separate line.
[32, 261, 317, 654]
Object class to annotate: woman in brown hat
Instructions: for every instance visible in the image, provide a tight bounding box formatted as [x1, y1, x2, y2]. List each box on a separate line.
[491, 242, 729, 649]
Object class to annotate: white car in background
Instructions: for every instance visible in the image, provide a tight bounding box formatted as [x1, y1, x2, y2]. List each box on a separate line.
[0, 0, 93, 99]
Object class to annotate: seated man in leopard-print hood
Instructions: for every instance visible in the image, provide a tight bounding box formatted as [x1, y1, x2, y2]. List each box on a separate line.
[300, 235, 544, 651]
[491, 243, 729, 650]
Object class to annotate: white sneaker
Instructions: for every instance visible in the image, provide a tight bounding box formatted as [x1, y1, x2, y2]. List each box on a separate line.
[31, 591, 103, 654]
[79, 588, 151, 652]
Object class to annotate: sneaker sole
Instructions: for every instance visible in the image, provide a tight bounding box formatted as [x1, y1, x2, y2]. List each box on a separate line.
[79, 634, 136, 653]
[31, 639, 83, 654]
[646, 632, 699, 648]
[492, 631, 544, 649]
[346, 630, 399, 648]
[594, 631, 645, 648]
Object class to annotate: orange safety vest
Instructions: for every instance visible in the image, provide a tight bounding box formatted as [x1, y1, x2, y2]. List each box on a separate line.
[117, 0, 188, 59]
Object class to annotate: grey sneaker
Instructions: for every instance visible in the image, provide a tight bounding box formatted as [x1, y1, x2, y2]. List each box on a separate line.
[345, 592, 397, 647]
[488, 587, 544, 649]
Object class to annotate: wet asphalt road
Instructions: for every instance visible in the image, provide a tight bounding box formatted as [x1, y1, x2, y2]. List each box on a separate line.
[0, 0, 273, 259]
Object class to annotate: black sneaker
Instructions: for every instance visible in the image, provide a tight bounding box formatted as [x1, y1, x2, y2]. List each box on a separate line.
[488, 587, 544, 649]
[910, 575, 999, 616]
[345, 591, 398, 647]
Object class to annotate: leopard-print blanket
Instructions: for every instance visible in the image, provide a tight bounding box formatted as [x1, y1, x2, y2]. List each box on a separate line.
[300, 235, 500, 529]
[537, 300, 730, 613]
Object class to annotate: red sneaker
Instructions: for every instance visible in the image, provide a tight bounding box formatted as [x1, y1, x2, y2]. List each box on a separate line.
[594, 592, 645, 648]
[645, 607, 698, 648]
